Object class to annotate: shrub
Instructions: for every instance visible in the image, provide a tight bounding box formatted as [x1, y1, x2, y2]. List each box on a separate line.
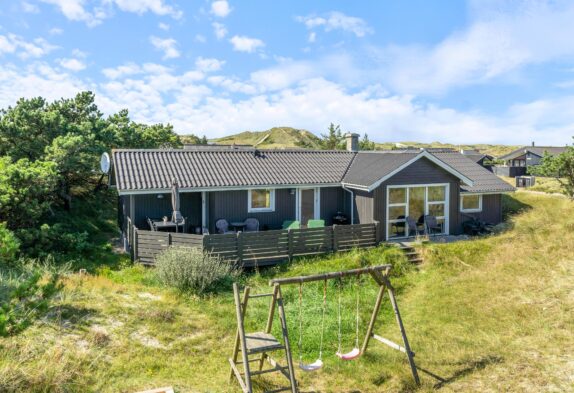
[155, 246, 240, 294]
[0, 223, 20, 264]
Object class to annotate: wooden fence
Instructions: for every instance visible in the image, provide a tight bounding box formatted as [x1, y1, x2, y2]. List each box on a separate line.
[134, 222, 379, 267]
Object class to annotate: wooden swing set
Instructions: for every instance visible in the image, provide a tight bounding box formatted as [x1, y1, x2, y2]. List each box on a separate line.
[228, 264, 420, 393]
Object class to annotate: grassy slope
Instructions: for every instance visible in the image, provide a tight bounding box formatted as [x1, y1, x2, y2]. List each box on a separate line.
[1, 193, 573, 392]
[201, 127, 519, 156]
[210, 127, 322, 149]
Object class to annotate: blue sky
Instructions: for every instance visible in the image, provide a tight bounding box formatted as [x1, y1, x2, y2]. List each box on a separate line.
[1, 0, 574, 145]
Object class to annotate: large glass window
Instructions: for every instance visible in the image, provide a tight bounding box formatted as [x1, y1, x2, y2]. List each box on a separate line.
[248, 189, 275, 212]
[460, 194, 482, 212]
[387, 184, 448, 239]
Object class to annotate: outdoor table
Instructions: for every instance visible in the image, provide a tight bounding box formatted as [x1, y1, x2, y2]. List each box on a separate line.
[230, 221, 246, 232]
[152, 219, 184, 232]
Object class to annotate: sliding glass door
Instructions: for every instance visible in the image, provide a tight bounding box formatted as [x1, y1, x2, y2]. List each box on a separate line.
[386, 184, 449, 240]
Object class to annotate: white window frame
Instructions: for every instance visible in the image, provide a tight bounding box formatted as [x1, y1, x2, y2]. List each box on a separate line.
[385, 183, 450, 240]
[247, 188, 275, 213]
[460, 194, 482, 213]
[295, 187, 321, 222]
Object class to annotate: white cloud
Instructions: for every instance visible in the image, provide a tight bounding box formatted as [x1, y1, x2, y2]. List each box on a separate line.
[212, 22, 227, 40]
[210, 0, 231, 18]
[22, 1, 40, 13]
[195, 57, 225, 72]
[250, 61, 314, 91]
[58, 58, 86, 71]
[0, 34, 58, 59]
[195, 34, 206, 43]
[149, 36, 180, 59]
[376, 1, 574, 94]
[41, 0, 181, 27]
[102, 62, 172, 79]
[296, 11, 373, 37]
[308, 32, 316, 43]
[229, 35, 264, 53]
[40, 0, 106, 27]
[158, 22, 170, 31]
[2, 59, 574, 145]
[111, 0, 182, 19]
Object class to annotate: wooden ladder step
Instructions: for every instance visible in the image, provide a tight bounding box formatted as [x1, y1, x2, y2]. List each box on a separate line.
[248, 293, 274, 299]
[250, 365, 290, 377]
[245, 332, 285, 354]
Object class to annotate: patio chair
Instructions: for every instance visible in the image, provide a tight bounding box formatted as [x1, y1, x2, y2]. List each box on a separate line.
[215, 219, 235, 234]
[405, 216, 420, 237]
[282, 220, 300, 230]
[244, 218, 259, 232]
[147, 217, 157, 231]
[307, 219, 325, 228]
[424, 215, 443, 235]
[172, 211, 186, 233]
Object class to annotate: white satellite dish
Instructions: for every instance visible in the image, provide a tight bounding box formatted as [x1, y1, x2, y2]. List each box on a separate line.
[100, 152, 111, 174]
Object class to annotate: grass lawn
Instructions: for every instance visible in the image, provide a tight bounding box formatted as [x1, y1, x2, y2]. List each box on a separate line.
[1, 192, 573, 392]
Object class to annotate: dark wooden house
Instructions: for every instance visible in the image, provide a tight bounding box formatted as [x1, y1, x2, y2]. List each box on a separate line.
[110, 134, 514, 247]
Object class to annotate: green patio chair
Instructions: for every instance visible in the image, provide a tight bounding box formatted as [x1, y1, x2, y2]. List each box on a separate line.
[307, 219, 325, 228]
[282, 220, 300, 230]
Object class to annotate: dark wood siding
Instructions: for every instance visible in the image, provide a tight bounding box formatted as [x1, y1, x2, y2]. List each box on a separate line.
[130, 192, 202, 231]
[320, 187, 347, 225]
[459, 194, 502, 226]
[371, 157, 462, 239]
[208, 188, 296, 232]
[354, 190, 374, 224]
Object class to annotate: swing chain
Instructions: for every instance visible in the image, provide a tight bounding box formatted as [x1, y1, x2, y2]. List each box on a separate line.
[298, 282, 303, 363]
[337, 275, 342, 354]
[318, 278, 327, 360]
[355, 273, 360, 349]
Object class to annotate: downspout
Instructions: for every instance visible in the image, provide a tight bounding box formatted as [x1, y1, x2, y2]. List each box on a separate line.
[342, 185, 355, 225]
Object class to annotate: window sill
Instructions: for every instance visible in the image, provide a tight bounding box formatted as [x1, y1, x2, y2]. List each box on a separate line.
[461, 209, 482, 213]
[248, 208, 275, 213]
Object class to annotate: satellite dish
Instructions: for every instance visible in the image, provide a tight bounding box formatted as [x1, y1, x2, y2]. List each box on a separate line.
[100, 152, 111, 174]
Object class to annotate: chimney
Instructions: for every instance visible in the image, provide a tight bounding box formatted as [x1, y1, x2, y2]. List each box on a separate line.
[345, 133, 359, 152]
[532, 141, 535, 147]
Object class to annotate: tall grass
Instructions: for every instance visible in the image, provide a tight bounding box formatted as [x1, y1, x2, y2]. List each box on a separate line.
[0, 192, 572, 392]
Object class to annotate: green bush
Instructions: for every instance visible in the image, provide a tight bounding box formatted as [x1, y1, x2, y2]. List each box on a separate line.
[155, 247, 240, 294]
[0, 223, 20, 264]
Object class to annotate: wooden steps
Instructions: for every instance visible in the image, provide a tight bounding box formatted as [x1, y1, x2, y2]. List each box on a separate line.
[397, 243, 423, 264]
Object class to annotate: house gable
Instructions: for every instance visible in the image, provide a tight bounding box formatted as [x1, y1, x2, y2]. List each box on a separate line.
[343, 151, 473, 192]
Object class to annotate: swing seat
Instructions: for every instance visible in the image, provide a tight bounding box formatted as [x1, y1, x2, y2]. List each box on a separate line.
[336, 347, 361, 361]
[299, 359, 323, 372]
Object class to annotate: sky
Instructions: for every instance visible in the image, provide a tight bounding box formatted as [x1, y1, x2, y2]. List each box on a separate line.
[1, 0, 574, 145]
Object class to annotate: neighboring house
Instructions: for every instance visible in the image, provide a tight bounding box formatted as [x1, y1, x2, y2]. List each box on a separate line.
[110, 134, 514, 244]
[493, 143, 568, 177]
[459, 149, 494, 171]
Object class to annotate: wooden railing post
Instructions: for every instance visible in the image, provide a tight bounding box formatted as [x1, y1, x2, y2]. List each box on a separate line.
[133, 228, 138, 261]
[237, 231, 243, 265]
[168, 232, 172, 246]
[332, 224, 338, 252]
[287, 229, 293, 261]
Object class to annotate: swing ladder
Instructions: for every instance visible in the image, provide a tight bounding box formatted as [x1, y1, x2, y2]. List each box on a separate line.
[229, 283, 298, 393]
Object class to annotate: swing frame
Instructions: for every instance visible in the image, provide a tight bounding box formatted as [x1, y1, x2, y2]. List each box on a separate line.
[269, 264, 420, 385]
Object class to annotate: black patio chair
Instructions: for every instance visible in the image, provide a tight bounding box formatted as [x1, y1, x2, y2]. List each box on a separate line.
[406, 216, 421, 237]
[147, 217, 157, 231]
[215, 218, 235, 234]
[424, 215, 443, 235]
[244, 218, 260, 232]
